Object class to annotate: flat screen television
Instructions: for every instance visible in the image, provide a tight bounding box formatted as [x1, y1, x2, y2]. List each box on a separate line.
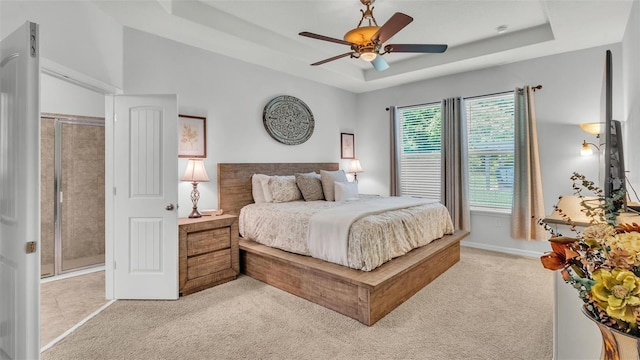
[603, 50, 626, 212]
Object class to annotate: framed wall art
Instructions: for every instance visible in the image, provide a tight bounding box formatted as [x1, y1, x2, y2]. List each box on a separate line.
[341, 132, 355, 159]
[178, 114, 206, 158]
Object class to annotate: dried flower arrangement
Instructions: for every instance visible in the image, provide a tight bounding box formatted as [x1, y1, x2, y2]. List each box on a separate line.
[538, 173, 640, 335]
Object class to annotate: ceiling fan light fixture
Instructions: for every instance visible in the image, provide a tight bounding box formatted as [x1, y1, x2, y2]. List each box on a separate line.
[360, 51, 377, 62]
[299, 1, 447, 71]
[344, 26, 379, 45]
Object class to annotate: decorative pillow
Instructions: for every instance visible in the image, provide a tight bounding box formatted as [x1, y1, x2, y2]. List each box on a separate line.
[251, 174, 270, 203]
[261, 177, 274, 203]
[268, 175, 302, 203]
[295, 172, 324, 201]
[335, 181, 359, 201]
[320, 169, 348, 201]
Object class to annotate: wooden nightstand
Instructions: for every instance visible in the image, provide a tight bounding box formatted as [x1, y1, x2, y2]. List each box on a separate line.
[178, 214, 239, 296]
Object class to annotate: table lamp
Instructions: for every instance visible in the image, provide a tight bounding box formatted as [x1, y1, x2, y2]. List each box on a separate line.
[348, 159, 363, 183]
[181, 159, 210, 218]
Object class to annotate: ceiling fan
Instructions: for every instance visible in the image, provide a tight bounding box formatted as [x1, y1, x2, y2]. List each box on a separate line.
[299, 0, 448, 71]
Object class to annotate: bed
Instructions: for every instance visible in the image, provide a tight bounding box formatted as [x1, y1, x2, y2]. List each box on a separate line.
[218, 162, 469, 325]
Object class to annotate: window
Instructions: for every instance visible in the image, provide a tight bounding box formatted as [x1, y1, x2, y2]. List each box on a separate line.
[396, 102, 442, 199]
[465, 93, 515, 210]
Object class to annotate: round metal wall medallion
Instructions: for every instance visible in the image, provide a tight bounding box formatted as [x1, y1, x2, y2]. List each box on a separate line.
[263, 95, 314, 145]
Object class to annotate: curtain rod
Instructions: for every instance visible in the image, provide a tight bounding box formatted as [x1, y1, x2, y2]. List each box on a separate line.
[463, 89, 514, 100]
[518, 84, 543, 92]
[385, 84, 543, 110]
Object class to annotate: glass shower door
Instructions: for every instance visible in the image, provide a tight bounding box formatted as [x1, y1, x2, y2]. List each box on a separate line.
[59, 121, 105, 272]
[40, 116, 105, 278]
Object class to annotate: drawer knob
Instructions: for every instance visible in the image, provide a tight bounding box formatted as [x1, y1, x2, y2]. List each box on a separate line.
[165, 203, 175, 211]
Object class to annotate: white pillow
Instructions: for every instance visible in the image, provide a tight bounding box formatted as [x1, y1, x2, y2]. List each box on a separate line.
[334, 182, 359, 201]
[320, 170, 348, 201]
[251, 174, 270, 203]
[261, 177, 274, 203]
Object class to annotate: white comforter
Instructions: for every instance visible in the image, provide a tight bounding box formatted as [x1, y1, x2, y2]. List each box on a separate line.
[239, 196, 454, 271]
[307, 197, 439, 267]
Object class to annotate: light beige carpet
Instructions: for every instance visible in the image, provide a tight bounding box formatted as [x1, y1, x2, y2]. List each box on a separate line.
[42, 247, 553, 360]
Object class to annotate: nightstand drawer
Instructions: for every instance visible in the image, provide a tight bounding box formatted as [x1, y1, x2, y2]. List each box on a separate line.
[187, 227, 230, 257]
[187, 249, 232, 279]
[179, 214, 239, 296]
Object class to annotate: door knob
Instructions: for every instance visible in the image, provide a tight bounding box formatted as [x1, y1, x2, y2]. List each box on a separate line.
[165, 203, 175, 211]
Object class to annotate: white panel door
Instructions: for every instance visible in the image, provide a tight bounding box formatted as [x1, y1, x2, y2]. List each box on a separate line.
[0, 21, 40, 360]
[112, 95, 178, 299]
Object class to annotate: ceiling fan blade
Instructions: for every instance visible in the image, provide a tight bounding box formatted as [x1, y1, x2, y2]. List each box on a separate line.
[371, 56, 389, 71]
[385, 44, 448, 53]
[299, 32, 353, 46]
[311, 52, 354, 66]
[371, 12, 413, 44]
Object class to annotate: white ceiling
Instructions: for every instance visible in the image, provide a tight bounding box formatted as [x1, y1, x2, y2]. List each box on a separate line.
[95, 0, 634, 93]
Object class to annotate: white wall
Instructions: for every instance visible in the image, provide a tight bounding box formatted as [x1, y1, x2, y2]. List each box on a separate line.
[41, 74, 105, 118]
[357, 44, 623, 256]
[0, 1, 123, 90]
[122, 28, 358, 218]
[623, 0, 640, 198]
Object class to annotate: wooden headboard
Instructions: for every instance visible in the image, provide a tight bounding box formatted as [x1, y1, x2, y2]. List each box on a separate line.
[217, 162, 339, 215]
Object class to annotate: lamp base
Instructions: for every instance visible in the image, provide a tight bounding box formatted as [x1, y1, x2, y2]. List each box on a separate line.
[188, 208, 202, 218]
[188, 182, 202, 218]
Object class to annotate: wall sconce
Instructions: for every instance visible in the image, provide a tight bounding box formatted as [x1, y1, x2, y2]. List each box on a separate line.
[181, 159, 210, 218]
[348, 159, 364, 183]
[580, 140, 600, 156]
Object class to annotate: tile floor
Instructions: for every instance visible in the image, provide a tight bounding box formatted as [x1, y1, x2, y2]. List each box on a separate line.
[40, 270, 108, 348]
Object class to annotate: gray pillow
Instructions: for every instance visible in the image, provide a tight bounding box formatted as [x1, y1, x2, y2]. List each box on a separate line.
[295, 172, 324, 201]
[268, 175, 302, 203]
[320, 170, 348, 201]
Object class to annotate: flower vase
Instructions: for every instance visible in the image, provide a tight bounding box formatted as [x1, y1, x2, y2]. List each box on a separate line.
[583, 308, 640, 360]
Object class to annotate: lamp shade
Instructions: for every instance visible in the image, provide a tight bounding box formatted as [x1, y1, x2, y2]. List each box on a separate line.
[344, 26, 379, 45]
[348, 159, 363, 173]
[580, 141, 593, 156]
[579, 122, 604, 135]
[181, 159, 210, 182]
[546, 195, 603, 225]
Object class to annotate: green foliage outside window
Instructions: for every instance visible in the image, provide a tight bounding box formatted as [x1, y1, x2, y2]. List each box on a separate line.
[466, 94, 515, 210]
[397, 94, 515, 211]
[400, 105, 441, 154]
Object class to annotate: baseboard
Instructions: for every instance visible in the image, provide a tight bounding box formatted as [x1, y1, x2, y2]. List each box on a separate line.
[460, 240, 543, 258]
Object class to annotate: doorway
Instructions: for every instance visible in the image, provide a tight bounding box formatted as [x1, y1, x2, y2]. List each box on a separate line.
[40, 114, 105, 278]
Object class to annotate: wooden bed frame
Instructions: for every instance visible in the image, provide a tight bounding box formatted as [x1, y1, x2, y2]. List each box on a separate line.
[218, 163, 469, 326]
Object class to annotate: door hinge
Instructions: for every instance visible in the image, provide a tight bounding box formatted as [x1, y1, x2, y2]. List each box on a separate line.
[26, 241, 37, 254]
[29, 22, 37, 58]
[113, 261, 116, 270]
[59, 191, 63, 203]
[113, 187, 116, 196]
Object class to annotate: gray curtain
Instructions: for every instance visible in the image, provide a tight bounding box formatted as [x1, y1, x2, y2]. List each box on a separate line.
[441, 98, 471, 231]
[511, 86, 546, 240]
[389, 106, 401, 196]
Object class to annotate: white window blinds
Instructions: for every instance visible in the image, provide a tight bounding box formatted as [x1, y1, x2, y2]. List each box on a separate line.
[397, 103, 442, 199]
[465, 93, 515, 210]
